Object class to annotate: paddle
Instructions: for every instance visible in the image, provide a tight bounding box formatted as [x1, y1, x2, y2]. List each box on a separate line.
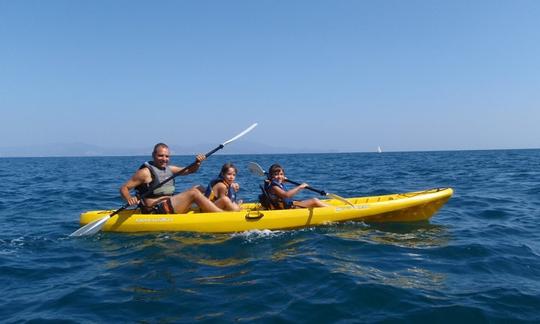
[69, 123, 258, 237]
[247, 162, 355, 208]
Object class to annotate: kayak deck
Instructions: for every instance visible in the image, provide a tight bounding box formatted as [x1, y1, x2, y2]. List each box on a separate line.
[79, 188, 453, 233]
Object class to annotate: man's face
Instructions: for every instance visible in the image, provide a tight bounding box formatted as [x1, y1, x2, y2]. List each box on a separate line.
[153, 147, 170, 168]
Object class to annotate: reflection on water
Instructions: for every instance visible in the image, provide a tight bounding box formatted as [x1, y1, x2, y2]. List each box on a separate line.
[271, 237, 312, 262]
[93, 222, 451, 306]
[168, 233, 233, 246]
[194, 270, 253, 285]
[328, 259, 446, 290]
[310, 222, 449, 290]
[327, 221, 450, 249]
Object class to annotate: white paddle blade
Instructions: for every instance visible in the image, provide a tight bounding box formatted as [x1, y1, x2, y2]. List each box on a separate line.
[327, 193, 355, 208]
[222, 123, 258, 146]
[69, 215, 111, 237]
[248, 162, 266, 177]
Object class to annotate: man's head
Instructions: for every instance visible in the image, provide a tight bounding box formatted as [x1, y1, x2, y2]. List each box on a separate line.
[152, 143, 170, 168]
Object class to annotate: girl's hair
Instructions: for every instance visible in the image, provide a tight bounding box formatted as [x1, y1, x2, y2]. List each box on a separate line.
[220, 162, 238, 178]
[268, 163, 284, 179]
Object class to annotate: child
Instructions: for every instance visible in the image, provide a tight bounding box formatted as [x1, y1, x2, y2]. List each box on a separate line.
[204, 163, 242, 211]
[262, 163, 328, 209]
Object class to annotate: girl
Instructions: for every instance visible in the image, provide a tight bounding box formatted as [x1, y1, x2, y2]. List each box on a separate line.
[263, 163, 328, 209]
[204, 163, 242, 211]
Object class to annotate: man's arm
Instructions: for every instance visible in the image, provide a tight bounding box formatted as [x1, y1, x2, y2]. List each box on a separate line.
[120, 169, 150, 206]
[171, 154, 206, 175]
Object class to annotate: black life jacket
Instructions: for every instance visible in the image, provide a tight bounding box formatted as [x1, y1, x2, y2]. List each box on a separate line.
[259, 179, 293, 209]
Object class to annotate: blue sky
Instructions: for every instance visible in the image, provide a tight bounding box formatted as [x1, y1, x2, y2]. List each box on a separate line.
[1, 0, 539, 155]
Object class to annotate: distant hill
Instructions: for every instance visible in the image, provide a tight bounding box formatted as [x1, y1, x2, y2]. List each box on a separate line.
[0, 143, 146, 157]
[0, 141, 340, 157]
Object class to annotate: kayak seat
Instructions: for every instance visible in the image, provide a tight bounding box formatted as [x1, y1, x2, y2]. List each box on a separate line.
[259, 184, 278, 210]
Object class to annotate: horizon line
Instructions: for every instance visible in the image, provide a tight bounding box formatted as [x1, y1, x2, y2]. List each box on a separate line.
[0, 147, 538, 158]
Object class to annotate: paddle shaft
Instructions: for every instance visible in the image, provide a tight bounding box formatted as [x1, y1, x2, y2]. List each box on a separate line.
[136, 143, 225, 202]
[69, 146, 227, 236]
[252, 163, 328, 196]
[248, 162, 354, 207]
[70, 124, 257, 237]
[97, 145, 225, 218]
[284, 179, 327, 196]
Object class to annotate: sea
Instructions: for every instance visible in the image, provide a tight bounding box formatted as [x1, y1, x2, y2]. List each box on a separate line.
[1, 150, 539, 323]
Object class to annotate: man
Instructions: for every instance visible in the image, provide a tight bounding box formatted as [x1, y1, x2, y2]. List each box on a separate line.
[120, 143, 222, 214]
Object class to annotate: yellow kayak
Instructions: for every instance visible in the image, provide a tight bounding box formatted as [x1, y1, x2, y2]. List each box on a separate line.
[79, 188, 453, 233]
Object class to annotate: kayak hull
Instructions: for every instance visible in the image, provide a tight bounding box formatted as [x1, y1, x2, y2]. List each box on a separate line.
[79, 188, 453, 233]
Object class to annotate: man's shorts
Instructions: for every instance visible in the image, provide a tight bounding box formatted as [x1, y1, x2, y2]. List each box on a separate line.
[155, 198, 175, 214]
[141, 198, 175, 214]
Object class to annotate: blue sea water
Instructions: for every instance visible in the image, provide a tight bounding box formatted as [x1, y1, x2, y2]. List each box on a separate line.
[1, 150, 539, 323]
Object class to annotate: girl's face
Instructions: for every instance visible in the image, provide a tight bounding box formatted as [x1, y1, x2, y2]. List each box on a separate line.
[223, 167, 236, 184]
[271, 169, 285, 182]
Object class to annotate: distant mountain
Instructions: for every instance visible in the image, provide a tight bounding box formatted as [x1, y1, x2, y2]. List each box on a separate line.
[0, 141, 339, 157]
[0, 142, 146, 157]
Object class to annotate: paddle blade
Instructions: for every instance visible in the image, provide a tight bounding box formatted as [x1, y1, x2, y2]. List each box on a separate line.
[69, 215, 111, 237]
[222, 123, 258, 146]
[326, 193, 355, 208]
[248, 162, 266, 177]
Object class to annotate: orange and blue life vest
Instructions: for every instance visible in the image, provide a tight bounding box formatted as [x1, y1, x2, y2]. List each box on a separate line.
[204, 177, 237, 202]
